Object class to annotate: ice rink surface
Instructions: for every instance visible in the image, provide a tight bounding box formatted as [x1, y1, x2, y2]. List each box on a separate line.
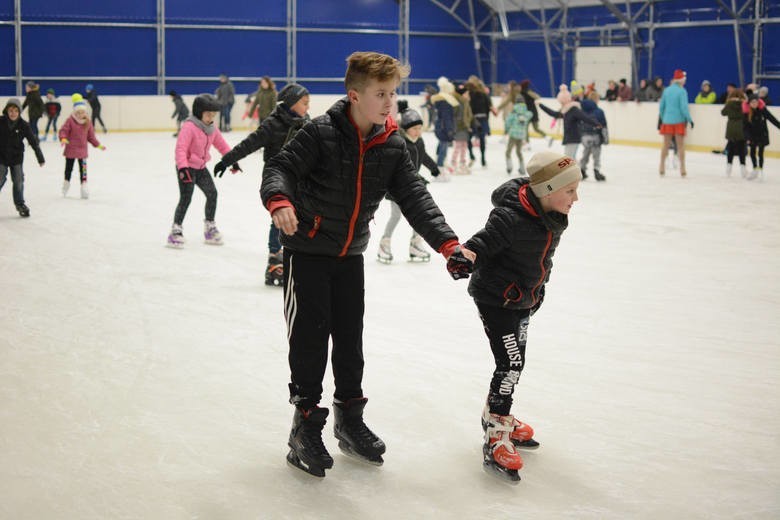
[1, 127, 779, 519]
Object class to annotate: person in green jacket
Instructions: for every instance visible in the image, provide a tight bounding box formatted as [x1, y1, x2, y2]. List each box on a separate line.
[721, 88, 748, 177]
[246, 76, 277, 125]
[695, 80, 717, 104]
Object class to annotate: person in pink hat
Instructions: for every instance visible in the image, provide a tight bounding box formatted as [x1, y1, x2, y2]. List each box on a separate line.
[658, 69, 693, 177]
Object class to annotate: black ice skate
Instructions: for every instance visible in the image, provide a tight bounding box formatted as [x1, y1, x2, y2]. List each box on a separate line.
[286, 407, 334, 478]
[594, 169, 606, 182]
[16, 204, 30, 217]
[265, 251, 283, 286]
[333, 397, 386, 465]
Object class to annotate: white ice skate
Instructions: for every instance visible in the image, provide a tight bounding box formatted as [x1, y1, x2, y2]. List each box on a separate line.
[204, 220, 223, 245]
[166, 223, 185, 249]
[409, 235, 430, 262]
[377, 237, 392, 264]
[80, 182, 89, 199]
[62, 180, 70, 197]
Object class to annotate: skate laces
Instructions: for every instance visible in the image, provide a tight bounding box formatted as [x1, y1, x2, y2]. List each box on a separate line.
[300, 420, 330, 458]
[344, 417, 381, 446]
[486, 414, 518, 452]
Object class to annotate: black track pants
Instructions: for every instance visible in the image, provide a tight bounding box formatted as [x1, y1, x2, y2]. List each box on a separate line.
[283, 250, 365, 409]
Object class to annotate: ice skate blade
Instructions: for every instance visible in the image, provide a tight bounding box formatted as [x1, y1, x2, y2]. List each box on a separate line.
[513, 438, 540, 450]
[337, 441, 384, 466]
[204, 240, 224, 246]
[166, 242, 184, 250]
[482, 461, 521, 484]
[376, 256, 392, 265]
[408, 256, 430, 263]
[286, 450, 327, 478]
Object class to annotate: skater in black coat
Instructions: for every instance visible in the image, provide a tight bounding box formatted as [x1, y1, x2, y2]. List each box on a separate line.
[214, 83, 311, 286]
[457, 150, 580, 482]
[261, 52, 474, 478]
[0, 98, 45, 217]
[743, 94, 780, 179]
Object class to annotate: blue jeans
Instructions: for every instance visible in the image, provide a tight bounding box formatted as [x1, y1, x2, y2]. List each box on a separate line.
[436, 140, 451, 166]
[268, 223, 281, 253]
[220, 103, 234, 131]
[0, 163, 25, 206]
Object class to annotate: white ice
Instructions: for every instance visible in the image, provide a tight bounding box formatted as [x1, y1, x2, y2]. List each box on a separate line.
[1, 129, 779, 520]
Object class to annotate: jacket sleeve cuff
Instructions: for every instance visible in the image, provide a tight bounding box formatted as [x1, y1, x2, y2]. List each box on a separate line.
[267, 196, 293, 215]
[438, 239, 460, 259]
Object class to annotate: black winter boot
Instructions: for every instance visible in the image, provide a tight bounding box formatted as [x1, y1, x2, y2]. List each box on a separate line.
[286, 406, 334, 477]
[333, 397, 386, 465]
[594, 169, 606, 181]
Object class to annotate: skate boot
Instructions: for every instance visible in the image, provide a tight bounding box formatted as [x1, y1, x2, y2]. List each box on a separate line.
[481, 405, 539, 450]
[80, 182, 89, 199]
[506, 157, 513, 175]
[726, 163, 733, 177]
[409, 235, 430, 262]
[740, 165, 749, 179]
[166, 223, 185, 249]
[594, 169, 606, 182]
[16, 204, 30, 218]
[286, 407, 334, 478]
[62, 180, 70, 196]
[377, 237, 393, 264]
[482, 412, 524, 483]
[203, 220, 223, 245]
[265, 250, 284, 286]
[333, 397, 386, 465]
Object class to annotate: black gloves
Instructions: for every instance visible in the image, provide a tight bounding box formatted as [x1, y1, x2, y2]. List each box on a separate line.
[213, 160, 227, 178]
[213, 160, 242, 178]
[689, 120, 695, 129]
[431, 167, 440, 177]
[446, 247, 474, 280]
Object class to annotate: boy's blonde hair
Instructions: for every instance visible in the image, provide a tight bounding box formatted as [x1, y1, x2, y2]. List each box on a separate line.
[345, 52, 410, 92]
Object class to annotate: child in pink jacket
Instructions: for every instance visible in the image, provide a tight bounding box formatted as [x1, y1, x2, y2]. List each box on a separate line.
[59, 94, 105, 199]
[167, 94, 241, 248]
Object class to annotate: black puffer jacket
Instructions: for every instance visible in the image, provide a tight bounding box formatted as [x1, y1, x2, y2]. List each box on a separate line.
[402, 132, 438, 177]
[0, 114, 45, 166]
[539, 102, 600, 145]
[221, 103, 308, 165]
[261, 98, 458, 257]
[465, 178, 568, 311]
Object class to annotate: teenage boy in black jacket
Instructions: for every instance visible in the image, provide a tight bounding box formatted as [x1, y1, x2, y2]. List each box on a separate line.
[0, 98, 45, 217]
[261, 51, 475, 478]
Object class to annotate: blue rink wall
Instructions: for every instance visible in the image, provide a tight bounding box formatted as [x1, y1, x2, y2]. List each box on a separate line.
[0, 0, 778, 99]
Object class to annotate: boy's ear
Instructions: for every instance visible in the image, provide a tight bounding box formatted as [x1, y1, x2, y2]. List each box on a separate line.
[347, 89, 359, 104]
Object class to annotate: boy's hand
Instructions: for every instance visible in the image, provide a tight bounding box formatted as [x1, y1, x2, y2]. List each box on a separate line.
[272, 207, 298, 235]
[446, 246, 475, 280]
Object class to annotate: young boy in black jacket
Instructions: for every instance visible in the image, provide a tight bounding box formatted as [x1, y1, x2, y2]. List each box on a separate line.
[213, 82, 310, 286]
[460, 150, 580, 482]
[377, 101, 441, 263]
[260, 51, 475, 478]
[0, 98, 45, 217]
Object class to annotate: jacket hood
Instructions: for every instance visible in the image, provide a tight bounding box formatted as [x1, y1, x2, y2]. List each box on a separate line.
[491, 178, 568, 233]
[560, 100, 581, 114]
[580, 98, 597, 114]
[3, 98, 22, 114]
[430, 92, 460, 107]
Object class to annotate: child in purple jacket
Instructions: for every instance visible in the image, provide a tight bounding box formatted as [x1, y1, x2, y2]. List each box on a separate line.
[59, 94, 105, 199]
[166, 94, 241, 248]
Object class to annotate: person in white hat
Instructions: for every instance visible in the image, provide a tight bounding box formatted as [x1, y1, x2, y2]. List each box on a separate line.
[453, 149, 581, 482]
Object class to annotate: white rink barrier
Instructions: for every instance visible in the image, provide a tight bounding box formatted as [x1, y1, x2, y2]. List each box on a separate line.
[3, 94, 777, 154]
